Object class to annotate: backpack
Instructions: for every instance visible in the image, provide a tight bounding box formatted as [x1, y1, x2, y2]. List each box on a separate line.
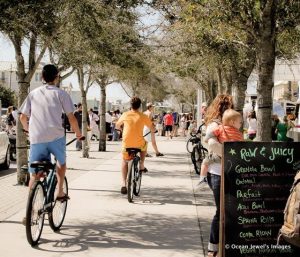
[278, 170, 300, 247]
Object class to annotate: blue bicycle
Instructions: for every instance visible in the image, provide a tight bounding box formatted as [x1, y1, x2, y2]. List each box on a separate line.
[25, 136, 84, 246]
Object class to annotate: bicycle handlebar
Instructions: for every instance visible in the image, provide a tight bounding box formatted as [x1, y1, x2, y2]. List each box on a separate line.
[115, 128, 157, 138]
[22, 129, 85, 146]
[190, 123, 205, 137]
[66, 136, 85, 146]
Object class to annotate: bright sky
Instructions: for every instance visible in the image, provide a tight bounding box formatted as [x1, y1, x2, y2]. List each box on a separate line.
[0, 35, 131, 102]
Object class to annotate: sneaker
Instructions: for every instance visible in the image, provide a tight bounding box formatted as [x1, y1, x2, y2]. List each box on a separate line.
[156, 152, 164, 157]
[146, 153, 152, 157]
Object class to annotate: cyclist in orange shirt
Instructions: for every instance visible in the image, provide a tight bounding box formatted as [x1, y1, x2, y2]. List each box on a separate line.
[116, 97, 155, 194]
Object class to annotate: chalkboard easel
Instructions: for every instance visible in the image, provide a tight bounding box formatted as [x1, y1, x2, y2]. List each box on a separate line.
[220, 142, 300, 257]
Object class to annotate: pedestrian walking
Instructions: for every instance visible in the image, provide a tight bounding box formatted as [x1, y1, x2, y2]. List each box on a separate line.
[276, 116, 294, 142]
[105, 111, 112, 141]
[180, 114, 187, 136]
[271, 114, 280, 140]
[163, 111, 174, 139]
[156, 113, 164, 136]
[143, 103, 164, 157]
[172, 111, 180, 137]
[111, 110, 121, 141]
[74, 103, 83, 150]
[197, 109, 243, 189]
[6, 106, 15, 134]
[185, 113, 193, 135]
[12, 106, 18, 122]
[88, 108, 99, 141]
[203, 94, 234, 257]
[247, 110, 257, 140]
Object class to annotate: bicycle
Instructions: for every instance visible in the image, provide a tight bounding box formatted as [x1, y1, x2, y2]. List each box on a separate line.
[186, 123, 205, 153]
[115, 128, 153, 203]
[186, 124, 208, 175]
[25, 136, 85, 246]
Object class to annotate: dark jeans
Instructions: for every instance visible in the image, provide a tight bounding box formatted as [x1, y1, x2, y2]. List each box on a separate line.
[248, 133, 256, 140]
[207, 173, 221, 252]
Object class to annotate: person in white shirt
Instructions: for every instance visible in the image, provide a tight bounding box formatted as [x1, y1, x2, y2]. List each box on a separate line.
[105, 111, 112, 140]
[12, 106, 18, 121]
[88, 108, 100, 140]
[247, 111, 257, 140]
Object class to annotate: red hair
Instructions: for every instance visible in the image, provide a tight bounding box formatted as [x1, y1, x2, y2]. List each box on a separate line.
[204, 94, 234, 125]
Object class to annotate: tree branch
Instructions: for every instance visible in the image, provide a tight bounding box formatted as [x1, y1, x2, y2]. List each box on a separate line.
[25, 41, 49, 82]
[119, 82, 132, 98]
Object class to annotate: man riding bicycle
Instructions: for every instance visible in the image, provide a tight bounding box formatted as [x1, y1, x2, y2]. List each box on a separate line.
[116, 97, 155, 194]
[19, 64, 82, 201]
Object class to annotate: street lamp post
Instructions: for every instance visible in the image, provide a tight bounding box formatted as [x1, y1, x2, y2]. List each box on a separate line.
[197, 88, 203, 127]
[9, 64, 13, 90]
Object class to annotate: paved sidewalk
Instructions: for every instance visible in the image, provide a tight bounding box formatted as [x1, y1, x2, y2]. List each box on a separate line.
[0, 136, 214, 257]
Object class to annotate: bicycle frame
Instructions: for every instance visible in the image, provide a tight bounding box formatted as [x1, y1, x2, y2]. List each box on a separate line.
[32, 165, 57, 214]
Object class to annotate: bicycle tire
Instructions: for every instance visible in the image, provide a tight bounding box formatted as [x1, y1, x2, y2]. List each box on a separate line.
[186, 137, 194, 153]
[192, 146, 208, 175]
[133, 161, 142, 196]
[25, 181, 45, 246]
[127, 160, 135, 203]
[49, 177, 68, 231]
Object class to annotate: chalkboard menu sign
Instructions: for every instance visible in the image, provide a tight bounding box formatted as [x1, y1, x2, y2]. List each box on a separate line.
[221, 142, 300, 257]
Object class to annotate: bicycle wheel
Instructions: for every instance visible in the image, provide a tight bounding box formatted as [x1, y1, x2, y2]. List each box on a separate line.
[133, 162, 142, 196]
[127, 160, 135, 203]
[26, 181, 45, 246]
[49, 177, 68, 231]
[193, 146, 208, 175]
[186, 137, 194, 153]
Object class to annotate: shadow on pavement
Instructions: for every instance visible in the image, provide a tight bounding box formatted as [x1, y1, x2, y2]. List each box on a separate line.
[32, 214, 208, 253]
[0, 166, 16, 178]
[69, 187, 120, 194]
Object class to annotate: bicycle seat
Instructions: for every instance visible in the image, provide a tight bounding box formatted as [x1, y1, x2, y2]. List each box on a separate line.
[30, 161, 54, 170]
[126, 148, 141, 154]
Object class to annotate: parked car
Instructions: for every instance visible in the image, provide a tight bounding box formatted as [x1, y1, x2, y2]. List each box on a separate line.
[0, 131, 10, 170]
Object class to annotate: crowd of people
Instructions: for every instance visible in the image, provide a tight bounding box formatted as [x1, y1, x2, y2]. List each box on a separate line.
[243, 109, 297, 142]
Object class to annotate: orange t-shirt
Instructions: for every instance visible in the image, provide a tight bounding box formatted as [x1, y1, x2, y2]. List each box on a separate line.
[117, 110, 152, 148]
[213, 125, 244, 142]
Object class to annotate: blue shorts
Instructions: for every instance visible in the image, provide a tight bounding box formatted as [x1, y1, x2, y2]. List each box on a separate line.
[29, 136, 66, 173]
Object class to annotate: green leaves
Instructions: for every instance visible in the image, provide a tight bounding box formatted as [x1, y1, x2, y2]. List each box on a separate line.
[0, 86, 15, 107]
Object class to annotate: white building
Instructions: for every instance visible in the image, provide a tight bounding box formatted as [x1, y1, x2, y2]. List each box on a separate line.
[245, 58, 300, 103]
[0, 61, 44, 92]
